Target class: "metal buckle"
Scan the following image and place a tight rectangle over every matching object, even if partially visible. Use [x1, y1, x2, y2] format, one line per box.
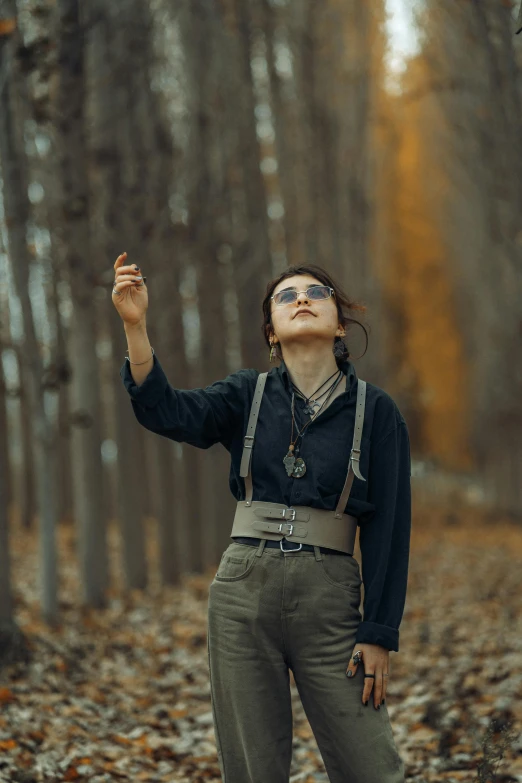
[350, 448, 361, 461]
[278, 515, 302, 552]
[280, 508, 296, 522]
[280, 537, 303, 553]
[243, 435, 254, 448]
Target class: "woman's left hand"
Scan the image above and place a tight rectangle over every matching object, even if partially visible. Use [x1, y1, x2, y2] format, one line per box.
[345, 643, 389, 708]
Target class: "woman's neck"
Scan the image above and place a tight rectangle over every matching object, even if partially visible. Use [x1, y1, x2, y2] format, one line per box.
[281, 347, 342, 399]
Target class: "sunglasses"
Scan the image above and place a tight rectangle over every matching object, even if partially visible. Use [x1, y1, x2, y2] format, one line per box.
[271, 284, 335, 306]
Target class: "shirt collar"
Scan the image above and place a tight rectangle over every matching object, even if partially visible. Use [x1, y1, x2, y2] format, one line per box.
[277, 357, 358, 399]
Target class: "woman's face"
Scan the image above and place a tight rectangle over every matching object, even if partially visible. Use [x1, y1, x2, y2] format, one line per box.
[269, 274, 343, 351]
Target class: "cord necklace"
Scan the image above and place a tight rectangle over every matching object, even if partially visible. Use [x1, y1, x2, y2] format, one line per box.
[283, 370, 344, 478]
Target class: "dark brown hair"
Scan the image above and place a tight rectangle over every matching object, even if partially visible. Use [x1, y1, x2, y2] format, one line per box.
[261, 264, 369, 366]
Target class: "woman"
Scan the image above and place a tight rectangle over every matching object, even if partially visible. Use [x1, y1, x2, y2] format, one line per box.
[112, 251, 411, 783]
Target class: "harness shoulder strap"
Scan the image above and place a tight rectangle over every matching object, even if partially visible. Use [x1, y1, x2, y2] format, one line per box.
[240, 371, 268, 506]
[334, 378, 367, 518]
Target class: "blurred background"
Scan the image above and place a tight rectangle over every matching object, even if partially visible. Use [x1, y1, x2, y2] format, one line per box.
[1, 1, 522, 781]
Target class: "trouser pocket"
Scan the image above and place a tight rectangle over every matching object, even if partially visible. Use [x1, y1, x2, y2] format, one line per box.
[319, 551, 363, 591]
[214, 542, 259, 582]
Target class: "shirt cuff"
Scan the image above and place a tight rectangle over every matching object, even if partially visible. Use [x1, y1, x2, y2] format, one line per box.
[354, 621, 399, 652]
[120, 353, 168, 408]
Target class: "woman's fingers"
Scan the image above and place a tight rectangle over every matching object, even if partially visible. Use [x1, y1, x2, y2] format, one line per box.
[113, 278, 146, 291]
[362, 667, 376, 706]
[346, 647, 373, 706]
[114, 252, 143, 280]
[116, 274, 143, 283]
[345, 647, 360, 679]
[114, 251, 127, 270]
[113, 252, 146, 295]
[111, 253, 149, 325]
[113, 280, 139, 296]
[346, 645, 389, 709]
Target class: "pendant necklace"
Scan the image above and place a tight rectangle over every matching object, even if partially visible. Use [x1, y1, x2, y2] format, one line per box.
[283, 370, 344, 478]
[292, 369, 340, 416]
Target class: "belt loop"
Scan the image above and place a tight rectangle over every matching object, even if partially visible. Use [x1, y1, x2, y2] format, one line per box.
[256, 538, 267, 557]
[313, 545, 323, 562]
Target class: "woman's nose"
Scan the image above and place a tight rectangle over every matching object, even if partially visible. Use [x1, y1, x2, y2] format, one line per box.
[296, 291, 310, 305]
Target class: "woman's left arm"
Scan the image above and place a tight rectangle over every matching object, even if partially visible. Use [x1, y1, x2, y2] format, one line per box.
[355, 420, 412, 653]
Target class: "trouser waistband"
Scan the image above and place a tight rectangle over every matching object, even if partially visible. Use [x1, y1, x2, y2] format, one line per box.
[232, 536, 353, 556]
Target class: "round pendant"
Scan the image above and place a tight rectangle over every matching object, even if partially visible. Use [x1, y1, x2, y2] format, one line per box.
[292, 457, 307, 478]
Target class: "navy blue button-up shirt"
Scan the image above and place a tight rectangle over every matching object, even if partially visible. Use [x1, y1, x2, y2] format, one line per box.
[120, 353, 411, 652]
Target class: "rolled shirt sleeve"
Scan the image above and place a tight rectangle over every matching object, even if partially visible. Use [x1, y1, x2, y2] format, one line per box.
[120, 353, 254, 450]
[354, 421, 412, 652]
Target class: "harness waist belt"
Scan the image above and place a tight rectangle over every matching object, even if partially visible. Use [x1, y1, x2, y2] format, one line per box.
[231, 500, 359, 555]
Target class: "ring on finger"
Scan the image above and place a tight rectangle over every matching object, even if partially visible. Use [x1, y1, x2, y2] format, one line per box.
[112, 275, 146, 294]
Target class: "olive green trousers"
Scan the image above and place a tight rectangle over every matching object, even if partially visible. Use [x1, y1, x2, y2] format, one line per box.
[207, 539, 405, 783]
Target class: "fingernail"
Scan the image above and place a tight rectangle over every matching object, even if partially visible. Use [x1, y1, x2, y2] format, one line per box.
[346, 670, 353, 677]
[134, 265, 140, 270]
[376, 705, 380, 710]
[364, 700, 368, 706]
[382, 699, 385, 705]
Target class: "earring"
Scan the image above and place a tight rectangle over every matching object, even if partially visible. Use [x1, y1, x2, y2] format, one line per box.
[333, 334, 347, 359]
[269, 343, 277, 363]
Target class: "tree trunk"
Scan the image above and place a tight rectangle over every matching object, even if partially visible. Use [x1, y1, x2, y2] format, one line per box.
[87, 1, 149, 590]
[0, 0, 59, 625]
[56, 0, 109, 606]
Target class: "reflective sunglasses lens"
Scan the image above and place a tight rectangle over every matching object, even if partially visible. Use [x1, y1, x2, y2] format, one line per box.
[274, 290, 297, 305]
[308, 285, 331, 300]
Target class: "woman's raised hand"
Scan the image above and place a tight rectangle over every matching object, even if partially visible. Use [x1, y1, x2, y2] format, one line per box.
[112, 252, 148, 325]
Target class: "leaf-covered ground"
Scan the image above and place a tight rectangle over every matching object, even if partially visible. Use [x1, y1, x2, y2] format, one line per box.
[1, 506, 522, 782]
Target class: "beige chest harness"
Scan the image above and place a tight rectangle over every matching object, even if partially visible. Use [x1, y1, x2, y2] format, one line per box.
[230, 371, 367, 555]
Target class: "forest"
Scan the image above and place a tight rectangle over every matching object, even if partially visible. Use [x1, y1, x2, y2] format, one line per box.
[1, 1, 522, 781]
